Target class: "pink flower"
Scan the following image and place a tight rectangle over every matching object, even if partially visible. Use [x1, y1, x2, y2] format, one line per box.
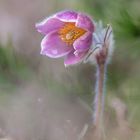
[36, 10, 94, 66]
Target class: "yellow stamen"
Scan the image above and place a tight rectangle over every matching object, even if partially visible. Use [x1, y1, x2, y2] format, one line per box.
[59, 22, 86, 46]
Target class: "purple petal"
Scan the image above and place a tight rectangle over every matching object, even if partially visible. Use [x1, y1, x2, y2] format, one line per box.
[73, 32, 92, 52]
[64, 50, 88, 66]
[76, 13, 94, 32]
[36, 17, 65, 35]
[41, 31, 73, 58]
[56, 10, 78, 22]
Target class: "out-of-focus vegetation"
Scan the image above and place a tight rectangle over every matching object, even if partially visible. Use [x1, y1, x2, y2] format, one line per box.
[0, 0, 140, 140]
[0, 41, 32, 90]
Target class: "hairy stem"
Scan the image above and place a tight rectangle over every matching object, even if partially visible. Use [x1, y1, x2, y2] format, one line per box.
[93, 63, 106, 138]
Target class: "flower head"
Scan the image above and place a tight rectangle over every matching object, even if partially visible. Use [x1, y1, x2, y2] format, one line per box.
[36, 10, 94, 66]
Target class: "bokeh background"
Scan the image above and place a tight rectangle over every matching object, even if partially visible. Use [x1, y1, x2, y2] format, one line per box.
[0, 0, 140, 140]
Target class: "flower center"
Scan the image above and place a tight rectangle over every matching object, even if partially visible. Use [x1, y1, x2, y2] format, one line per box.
[59, 22, 86, 45]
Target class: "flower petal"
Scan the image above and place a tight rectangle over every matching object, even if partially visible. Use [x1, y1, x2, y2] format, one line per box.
[73, 32, 92, 52]
[36, 17, 65, 35]
[41, 31, 73, 58]
[56, 10, 78, 22]
[64, 50, 87, 66]
[76, 13, 94, 32]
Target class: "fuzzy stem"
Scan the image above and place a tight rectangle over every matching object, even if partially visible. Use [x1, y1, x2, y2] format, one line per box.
[93, 63, 106, 138]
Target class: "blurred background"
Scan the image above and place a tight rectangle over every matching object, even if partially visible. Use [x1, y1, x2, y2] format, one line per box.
[0, 0, 140, 140]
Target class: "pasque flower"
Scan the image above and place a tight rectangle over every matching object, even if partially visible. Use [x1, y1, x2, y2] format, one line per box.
[36, 11, 115, 139]
[36, 10, 94, 66]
